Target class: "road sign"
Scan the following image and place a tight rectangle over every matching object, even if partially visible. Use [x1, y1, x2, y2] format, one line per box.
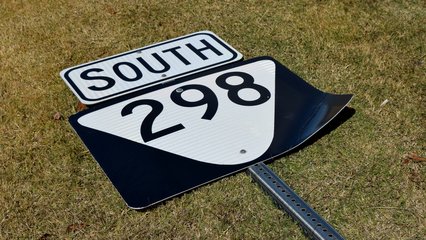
[69, 56, 352, 209]
[60, 31, 243, 105]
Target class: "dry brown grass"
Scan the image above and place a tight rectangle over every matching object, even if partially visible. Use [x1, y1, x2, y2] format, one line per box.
[0, 0, 424, 239]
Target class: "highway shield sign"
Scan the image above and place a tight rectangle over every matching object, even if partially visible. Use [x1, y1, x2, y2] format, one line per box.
[69, 56, 352, 209]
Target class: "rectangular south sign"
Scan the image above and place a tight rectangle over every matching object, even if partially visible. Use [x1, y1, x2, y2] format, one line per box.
[60, 31, 243, 105]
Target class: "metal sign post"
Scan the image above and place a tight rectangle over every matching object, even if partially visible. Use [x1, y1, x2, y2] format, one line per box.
[248, 163, 345, 240]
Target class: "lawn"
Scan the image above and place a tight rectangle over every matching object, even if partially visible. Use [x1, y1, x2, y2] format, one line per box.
[0, 0, 424, 239]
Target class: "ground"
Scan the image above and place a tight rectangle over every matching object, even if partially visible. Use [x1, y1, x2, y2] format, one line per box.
[0, 0, 424, 239]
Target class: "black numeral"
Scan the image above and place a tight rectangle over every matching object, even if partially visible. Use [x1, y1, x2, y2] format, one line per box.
[121, 99, 184, 142]
[216, 71, 270, 106]
[170, 84, 218, 120]
[121, 71, 270, 142]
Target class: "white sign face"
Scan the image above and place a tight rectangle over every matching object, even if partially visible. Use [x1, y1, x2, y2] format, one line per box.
[60, 31, 243, 105]
[76, 60, 276, 165]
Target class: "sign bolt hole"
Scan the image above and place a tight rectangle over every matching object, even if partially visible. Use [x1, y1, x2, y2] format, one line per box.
[161, 74, 167, 77]
[240, 149, 247, 154]
[176, 88, 183, 93]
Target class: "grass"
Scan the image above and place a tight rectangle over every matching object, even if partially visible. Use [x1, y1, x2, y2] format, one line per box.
[0, 0, 424, 239]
